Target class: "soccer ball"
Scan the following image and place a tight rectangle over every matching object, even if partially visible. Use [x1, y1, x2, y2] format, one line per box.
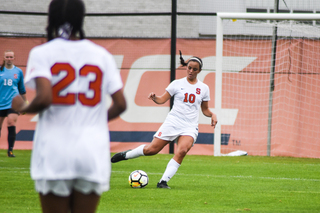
[128, 170, 149, 188]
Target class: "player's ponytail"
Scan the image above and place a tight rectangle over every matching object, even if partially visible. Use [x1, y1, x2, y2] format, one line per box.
[179, 50, 203, 69]
[46, 25, 54, 41]
[0, 61, 4, 71]
[1, 50, 6, 71]
[79, 29, 85, 40]
[179, 50, 188, 67]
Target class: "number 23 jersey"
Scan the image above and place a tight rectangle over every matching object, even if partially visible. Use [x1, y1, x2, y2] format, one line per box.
[24, 38, 123, 184]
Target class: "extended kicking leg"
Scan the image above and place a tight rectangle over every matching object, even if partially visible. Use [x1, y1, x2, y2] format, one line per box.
[111, 138, 169, 163]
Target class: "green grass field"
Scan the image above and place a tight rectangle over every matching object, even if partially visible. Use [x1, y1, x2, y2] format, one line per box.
[1, 150, 320, 213]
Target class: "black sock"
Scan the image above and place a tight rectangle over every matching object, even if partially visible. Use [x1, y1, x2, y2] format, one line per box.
[8, 126, 16, 152]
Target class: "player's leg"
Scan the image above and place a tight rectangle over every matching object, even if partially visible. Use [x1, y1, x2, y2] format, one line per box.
[111, 137, 169, 163]
[71, 178, 105, 212]
[39, 193, 71, 213]
[0, 117, 5, 138]
[172, 135, 194, 164]
[0, 109, 8, 138]
[6, 111, 18, 157]
[143, 137, 170, 155]
[36, 179, 75, 212]
[70, 190, 100, 213]
[157, 135, 194, 189]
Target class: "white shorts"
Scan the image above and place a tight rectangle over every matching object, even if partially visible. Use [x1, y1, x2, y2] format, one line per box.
[154, 122, 198, 144]
[35, 179, 109, 197]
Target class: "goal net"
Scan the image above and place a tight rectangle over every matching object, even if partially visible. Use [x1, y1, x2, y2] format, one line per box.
[215, 13, 320, 158]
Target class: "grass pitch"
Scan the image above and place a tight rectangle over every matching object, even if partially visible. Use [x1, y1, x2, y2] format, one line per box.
[0, 150, 320, 212]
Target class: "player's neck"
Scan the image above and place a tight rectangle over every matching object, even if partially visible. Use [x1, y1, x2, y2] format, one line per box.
[5, 64, 14, 69]
[69, 33, 80, 41]
[186, 77, 198, 84]
[69, 36, 79, 41]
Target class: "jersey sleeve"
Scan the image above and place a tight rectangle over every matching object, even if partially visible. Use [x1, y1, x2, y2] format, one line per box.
[165, 80, 178, 96]
[202, 84, 210, 102]
[103, 53, 123, 95]
[24, 47, 52, 89]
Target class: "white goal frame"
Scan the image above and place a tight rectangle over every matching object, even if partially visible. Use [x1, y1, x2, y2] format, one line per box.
[214, 12, 320, 156]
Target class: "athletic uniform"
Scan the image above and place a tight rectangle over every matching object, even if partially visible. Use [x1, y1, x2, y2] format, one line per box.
[0, 66, 26, 113]
[111, 71, 211, 189]
[25, 38, 123, 195]
[155, 77, 210, 143]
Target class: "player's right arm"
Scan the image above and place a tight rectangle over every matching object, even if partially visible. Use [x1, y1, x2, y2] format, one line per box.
[148, 91, 171, 104]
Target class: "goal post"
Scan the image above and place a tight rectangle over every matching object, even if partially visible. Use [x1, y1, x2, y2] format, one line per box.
[214, 12, 320, 158]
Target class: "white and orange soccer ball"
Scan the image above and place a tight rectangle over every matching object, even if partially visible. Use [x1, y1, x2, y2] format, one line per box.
[128, 170, 149, 188]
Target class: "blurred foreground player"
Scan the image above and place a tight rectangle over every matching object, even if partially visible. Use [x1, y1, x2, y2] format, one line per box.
[12, 0, 126, 212]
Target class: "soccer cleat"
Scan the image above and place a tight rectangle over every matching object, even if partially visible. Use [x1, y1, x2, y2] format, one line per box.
[157, 180, 171, 189]
[111, 150, 130, 163]
[7, 151, 15, 157]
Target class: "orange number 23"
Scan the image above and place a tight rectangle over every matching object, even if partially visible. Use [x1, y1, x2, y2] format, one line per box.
[51, 63, 102, 107]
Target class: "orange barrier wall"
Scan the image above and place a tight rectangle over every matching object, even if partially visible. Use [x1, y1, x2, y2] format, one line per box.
[0, 37, 319, 158]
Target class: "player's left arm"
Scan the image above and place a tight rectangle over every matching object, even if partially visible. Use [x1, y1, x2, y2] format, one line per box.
[201, 101, 218, 128]
[18, 70, 27, 96]
[17, 70, 27, 102]
[108, 88, 127, 121]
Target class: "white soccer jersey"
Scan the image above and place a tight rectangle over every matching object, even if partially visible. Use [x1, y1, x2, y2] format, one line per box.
[25, 38, 123, 187]
[155, 77, 210, 142]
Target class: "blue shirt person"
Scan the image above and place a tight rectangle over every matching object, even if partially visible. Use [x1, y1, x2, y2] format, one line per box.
[0, 66, 26, 110]
[0, 50, 27, 157]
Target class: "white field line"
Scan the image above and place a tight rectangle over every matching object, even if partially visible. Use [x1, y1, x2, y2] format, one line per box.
[112, 171, 320, 182]
[0, 167, 28, 170]
[1, 167, 319, 182]
[262, 162, 320, 166]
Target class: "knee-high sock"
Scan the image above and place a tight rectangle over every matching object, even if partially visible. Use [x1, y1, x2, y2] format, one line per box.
[160, 158, 181, 182]
[125, 144, 146, 159]
[8, 126, 16, 152]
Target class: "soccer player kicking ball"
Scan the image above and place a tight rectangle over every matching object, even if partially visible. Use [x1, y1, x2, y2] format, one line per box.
[111, 51, 217, 189]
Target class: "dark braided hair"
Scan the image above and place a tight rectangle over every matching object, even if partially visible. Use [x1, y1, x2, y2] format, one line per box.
[46, 0, 85, 41]
[0, 60, 4, 71]
[179, 50, 203, 70]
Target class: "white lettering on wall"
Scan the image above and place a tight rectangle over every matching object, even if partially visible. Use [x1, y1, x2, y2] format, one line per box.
[32, 54, 256, 126]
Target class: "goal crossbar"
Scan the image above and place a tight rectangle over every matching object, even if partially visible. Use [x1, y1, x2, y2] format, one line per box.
[217, 12, 320, 20]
